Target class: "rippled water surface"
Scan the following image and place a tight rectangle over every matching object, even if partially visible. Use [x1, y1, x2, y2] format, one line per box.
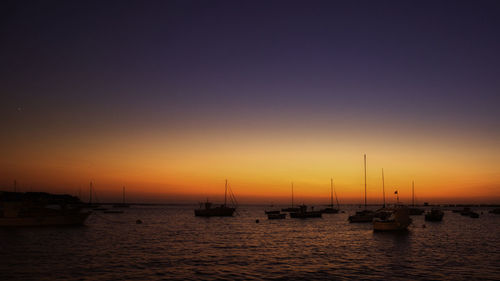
[1, 205, 499, 280]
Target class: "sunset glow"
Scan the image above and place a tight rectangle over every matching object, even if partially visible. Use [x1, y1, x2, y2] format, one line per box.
[1, 1, 499, 204]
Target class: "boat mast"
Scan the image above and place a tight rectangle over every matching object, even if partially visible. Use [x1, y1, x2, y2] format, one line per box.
[364, 154, 367, 209]
[89, 181, 93, 205]
[330, 178, 334, 208]
[224, 179, 228, 207]
[412, 180, 415, 207]
[382, 168, 386, 208]
[333, 179, 340, 208]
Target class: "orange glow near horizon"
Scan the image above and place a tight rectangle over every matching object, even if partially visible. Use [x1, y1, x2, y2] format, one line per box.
[1, 122, 499, 204]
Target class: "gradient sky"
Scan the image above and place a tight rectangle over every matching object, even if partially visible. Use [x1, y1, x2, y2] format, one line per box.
[1, 0, 499, 204]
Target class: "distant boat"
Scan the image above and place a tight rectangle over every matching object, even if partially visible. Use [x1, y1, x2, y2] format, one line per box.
[290, 205, 322, 218]
[425, 209, 444, 221]
[373, 205, 412, 231]
[87, 181, 107, 210]
[264, 203, 280, 214]
[0, 191, 91, 226]
[103, 210, 123, 214]
[489, 208, 500, 214]
[194, 179, 236, 217]
[113, 186, 130, 208]
[469, 211, 479, 218]
[267, 213, 286, 219]
[281, 182, 300, 212]
[349, 154, 374, 223]
[321, 178, 339, 214]
[408, 180, 424, 215]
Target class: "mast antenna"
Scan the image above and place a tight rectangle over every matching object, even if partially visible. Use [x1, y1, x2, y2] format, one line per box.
[412, 180, 415, 207]
[382, 168, 386, 208]
[224, 179, 228, 207]
[330, 178, 334, 208]
[364, 154, 367, 208]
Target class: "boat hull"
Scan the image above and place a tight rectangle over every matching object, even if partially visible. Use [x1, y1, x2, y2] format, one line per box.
[268, 213, 286, 219]
[409, 208, 424, 215]
[281, 207, 300, 212]
[348, 210, 375, 223]
[373, 220, 411, 231]
[425, 210, 444, 221]
[194, 207, 235, 217]
[0, 212, 91, 227]
[290, 211, 322, 218]
[321, 208, 339, 214]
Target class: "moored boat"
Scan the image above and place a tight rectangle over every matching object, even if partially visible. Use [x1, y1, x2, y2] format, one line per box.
[194, 180, 237, 217]
[281, 182, 299, 212]
[489, 208, 500, 214]
[0, 191, 91, 226]
[425, 209, 444, 221]
[113, 186, 130, 208]
[268, 213, 286, 219]
[290, 205, 322, 218]
[373, 205, 412, 231]
[469, 211, 479, 218]
[321, 178, 340, 214]
[348, 154, 373, 223]
[349, 209, 375, 222]
[408, 181, 424, 215]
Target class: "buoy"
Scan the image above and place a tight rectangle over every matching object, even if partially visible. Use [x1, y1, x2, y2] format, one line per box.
[136, 219, 143, 224]
[255, 219, 260, 223]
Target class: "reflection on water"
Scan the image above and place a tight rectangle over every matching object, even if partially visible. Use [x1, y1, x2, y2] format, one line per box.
[0, 205, 499, 280]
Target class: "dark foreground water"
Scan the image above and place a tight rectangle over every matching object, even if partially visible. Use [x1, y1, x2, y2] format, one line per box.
[0, 205, 499, 280]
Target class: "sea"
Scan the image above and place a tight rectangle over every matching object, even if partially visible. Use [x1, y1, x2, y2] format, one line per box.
[0, 205, 499, 280]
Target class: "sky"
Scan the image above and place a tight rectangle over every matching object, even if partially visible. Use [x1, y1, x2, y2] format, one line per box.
[1, 0, 499, 204]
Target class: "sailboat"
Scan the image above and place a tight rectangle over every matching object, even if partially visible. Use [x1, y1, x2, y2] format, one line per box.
[281, 182, 300, 212]
[348, 154, 375, 223]
[408, 181, 424, 215]
[0, 191, 91, 226]
[321, 178, 339, 213]
[373, 205, 412, 231]
[194, 179, 236, 217]
[113, 186, 130, 208]
[88, 181, 107, 211]
[374, 168, 392, 219]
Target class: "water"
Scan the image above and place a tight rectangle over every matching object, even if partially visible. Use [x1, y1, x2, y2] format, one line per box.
[1, 205, 499, 280]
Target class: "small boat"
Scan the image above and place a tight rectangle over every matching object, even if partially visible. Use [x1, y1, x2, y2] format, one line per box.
[0, 191, 91, 226]
[349, 209, 375, 222]
[264, 203, 280, 214]
[409, 207, 424, 215]
[113, 186, 130, 208]
[268, 213, 286, 219]
[194, 180, 236, 217]
[425, 209, 444, 221]
[321, 178, 340, 214]
[349, 154, 373, 223]
[373, 205, 412, 231]
[460, 207, 472, 216]
[281, 207, 300, 212]
[281, 182, 300, 212]
[290, 205, 322, 218]
[408, 181, 424, 215]
[103, 210, 123, 214]
[489, 208, 500, 214]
